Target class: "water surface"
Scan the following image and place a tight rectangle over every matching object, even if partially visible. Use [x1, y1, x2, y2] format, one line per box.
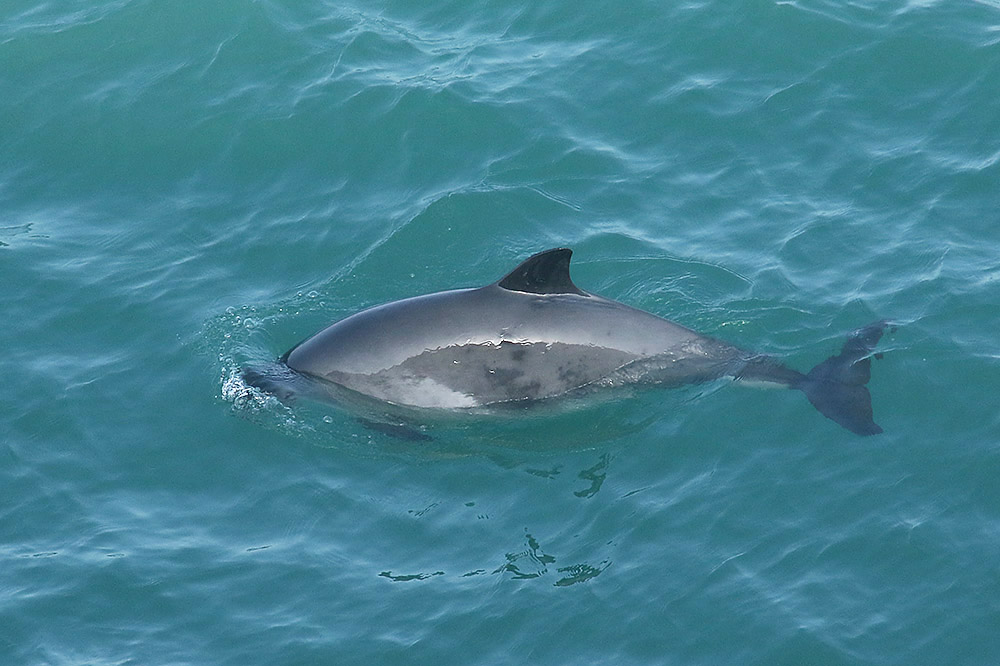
[3, 0, 1000, 663]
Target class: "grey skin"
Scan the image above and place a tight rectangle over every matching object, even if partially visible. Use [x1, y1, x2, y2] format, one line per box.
[250, 248, 888, 435]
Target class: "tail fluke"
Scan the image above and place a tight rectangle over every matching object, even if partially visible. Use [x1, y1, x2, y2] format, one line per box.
[797, 321, 889, 436]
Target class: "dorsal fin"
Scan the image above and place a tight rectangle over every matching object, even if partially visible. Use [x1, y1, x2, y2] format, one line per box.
[495, 248, 586, 295]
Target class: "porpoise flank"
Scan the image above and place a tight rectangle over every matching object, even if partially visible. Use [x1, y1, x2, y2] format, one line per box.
[247, 248, 888, 435]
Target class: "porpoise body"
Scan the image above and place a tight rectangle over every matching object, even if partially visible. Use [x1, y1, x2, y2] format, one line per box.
[250, 248, 888, 435]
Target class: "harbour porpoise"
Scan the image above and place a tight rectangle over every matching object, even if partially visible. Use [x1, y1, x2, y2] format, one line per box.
[245, 248, 888, 435]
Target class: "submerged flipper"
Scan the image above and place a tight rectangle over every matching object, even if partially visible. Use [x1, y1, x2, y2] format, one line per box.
[357, 417, 433, 442]
[796, 321, 889, 436]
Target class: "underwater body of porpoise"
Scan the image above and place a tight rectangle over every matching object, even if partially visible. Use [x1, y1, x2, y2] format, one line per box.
[245, 248, 889, 435]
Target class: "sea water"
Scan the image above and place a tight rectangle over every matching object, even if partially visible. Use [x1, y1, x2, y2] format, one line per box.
[3, 0, 1000, 663]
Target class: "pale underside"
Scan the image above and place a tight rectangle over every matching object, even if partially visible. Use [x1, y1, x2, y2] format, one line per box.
[316, 339, 744, 409]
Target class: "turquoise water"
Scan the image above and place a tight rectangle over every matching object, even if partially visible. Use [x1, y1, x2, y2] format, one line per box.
[3, 0, 1000, 663]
